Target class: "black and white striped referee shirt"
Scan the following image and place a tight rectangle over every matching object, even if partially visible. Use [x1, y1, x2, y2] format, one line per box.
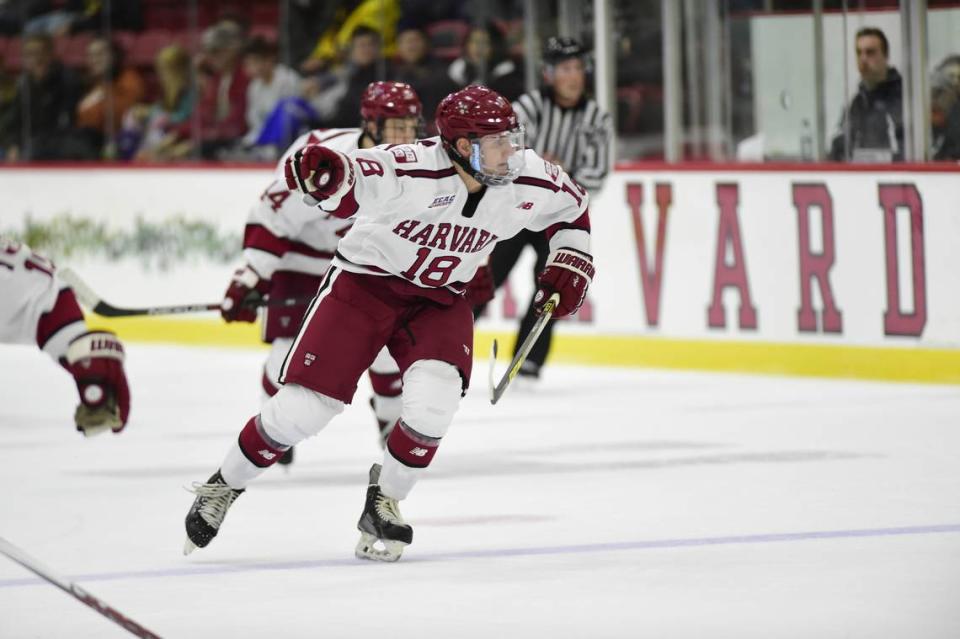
[513, 87, 613, 192]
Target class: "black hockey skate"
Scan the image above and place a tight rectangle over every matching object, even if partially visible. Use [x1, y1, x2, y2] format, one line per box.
[355, 463, 412, 562]
[183, 470, 244, 555]
[278, 446, 295, 465]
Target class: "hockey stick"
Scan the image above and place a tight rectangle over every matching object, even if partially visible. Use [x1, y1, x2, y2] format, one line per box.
[59, 267, 312, 318]
[0, 535, 162, 638]
[488, 292, 559, 405]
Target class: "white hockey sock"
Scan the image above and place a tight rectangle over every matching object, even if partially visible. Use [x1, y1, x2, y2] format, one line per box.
[220, 441, 268, 489]
[378, 452, 425, 501]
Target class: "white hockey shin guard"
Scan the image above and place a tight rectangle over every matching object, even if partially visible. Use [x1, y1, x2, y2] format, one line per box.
[379, 360, 462, 500]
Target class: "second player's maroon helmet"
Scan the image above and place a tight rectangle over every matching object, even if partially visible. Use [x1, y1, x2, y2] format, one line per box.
[360, 81, 423, 121]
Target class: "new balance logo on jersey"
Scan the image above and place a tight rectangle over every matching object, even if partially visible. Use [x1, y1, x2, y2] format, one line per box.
[409, 447, 428, 457]
[258, 449, 277, 460]
[304, 353, 316, 367]
[428, 194, 456, 208]
[516, 201, 534, 210]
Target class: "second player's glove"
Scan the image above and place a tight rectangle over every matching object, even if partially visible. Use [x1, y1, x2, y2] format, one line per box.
[534, 248, 595, 318]
[63, 331, 131, 435]
[221, 265, 271, 323]
[284, 144, 355, 202]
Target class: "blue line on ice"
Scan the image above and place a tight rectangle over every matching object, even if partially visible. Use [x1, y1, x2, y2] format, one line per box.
[2, 523, 958, 589]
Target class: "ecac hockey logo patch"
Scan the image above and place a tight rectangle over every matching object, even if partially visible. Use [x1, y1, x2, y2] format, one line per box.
[304, 353, 316, 367]
[429, 194, 456, 208]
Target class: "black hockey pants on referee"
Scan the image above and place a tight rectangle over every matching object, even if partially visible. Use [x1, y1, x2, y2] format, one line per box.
[474, 229, 554, 376]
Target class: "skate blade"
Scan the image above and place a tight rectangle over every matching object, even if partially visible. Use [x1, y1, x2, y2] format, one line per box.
[183, 538, 198, 556]
[355, 532, 406, 562]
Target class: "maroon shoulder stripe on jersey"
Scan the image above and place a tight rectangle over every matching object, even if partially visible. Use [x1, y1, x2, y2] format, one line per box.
[514, 176, 559, 192]
[395, 167, 457, 179]
[244, 224, 291, 257]
[36, 287, 84, 349]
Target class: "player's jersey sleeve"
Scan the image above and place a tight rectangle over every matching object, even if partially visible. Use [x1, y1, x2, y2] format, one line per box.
[0, 238, 87, 359]
[244, 128, 361, 279]
[516, 150, 592, 254]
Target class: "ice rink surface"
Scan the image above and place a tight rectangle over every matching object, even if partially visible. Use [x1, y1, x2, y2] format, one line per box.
[1, 343, 958, 638]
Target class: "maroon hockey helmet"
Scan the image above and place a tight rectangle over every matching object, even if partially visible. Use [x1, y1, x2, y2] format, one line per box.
[360, 81, 423, 121]
[436, 86, 525, 186]
[435, 85, 519, 144]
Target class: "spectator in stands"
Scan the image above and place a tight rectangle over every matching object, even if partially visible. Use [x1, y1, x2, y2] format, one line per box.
[829, 27, 903, 162]
[74, 36, 145, 159]
[305, 25, 383, 128]
[446, 23, 522, 101]
[0, 33, 83, 161]
[931, 54, 960, 162]
[388, 25, 456, 127]
[121, 44, 195, 161]
[301, 0, 399, 74]
[174, 20, 249, 160]
[242, 37, 301, 152]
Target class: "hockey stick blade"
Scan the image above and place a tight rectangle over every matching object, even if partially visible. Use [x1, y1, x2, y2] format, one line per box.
[59, 267, 311, 317]
[489, 293, 559, 405]
[0, 535, 162, 638]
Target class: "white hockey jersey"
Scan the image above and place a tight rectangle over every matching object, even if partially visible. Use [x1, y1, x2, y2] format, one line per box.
[324, 138, 591, 291]
[0, 238, 86, 358]
[243, 128, 364, 280]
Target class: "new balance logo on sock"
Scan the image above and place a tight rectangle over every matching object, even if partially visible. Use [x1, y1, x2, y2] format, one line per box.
[258, 449, 277, 460]
[409, 447, 428, 457]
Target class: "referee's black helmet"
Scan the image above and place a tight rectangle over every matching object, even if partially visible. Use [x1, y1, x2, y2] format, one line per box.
[542, 37, 588, 66]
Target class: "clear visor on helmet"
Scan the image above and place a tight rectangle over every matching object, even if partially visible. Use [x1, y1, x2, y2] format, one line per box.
[469, 126, 525, 186]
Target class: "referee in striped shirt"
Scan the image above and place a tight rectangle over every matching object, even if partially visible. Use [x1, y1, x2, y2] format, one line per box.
[478, 36, 612, 383]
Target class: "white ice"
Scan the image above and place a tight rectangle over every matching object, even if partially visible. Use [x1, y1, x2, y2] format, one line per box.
[1, 343, 958, 638]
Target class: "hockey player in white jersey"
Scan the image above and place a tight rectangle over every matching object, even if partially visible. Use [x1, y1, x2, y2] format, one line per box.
[220, 81, 424, 464]
[0, 238, 131, 434]
[184, 85, 593, 561]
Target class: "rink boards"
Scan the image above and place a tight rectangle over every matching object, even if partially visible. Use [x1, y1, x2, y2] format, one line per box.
[1, 162, 958, 383]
